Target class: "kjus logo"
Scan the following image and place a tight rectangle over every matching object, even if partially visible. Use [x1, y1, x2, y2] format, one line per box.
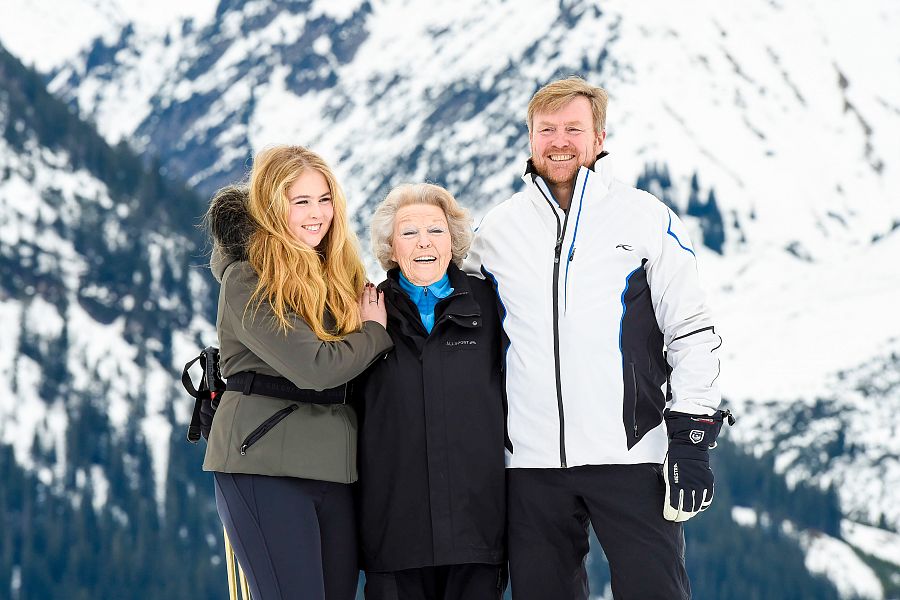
[689, 430, 705, 444]
[616, 244, 633, 251]
[446, 340, 477, 347]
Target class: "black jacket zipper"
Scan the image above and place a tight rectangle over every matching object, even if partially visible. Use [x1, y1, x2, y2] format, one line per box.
[240, 404, 299, 455]
[535, 178, 570, 468]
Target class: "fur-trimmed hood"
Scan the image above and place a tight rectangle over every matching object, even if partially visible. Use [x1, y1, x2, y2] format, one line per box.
[208, 184, 255, 282]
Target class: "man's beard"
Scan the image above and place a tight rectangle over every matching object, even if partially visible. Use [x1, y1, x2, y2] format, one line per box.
[533, 154, 583, 187]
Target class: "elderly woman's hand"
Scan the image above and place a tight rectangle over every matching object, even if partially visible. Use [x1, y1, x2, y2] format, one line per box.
[359, 283, 387, 329]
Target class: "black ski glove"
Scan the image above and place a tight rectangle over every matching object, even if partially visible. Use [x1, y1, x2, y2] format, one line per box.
[662, 408, 734, 522]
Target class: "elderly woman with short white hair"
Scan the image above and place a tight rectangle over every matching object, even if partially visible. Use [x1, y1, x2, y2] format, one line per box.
[354, 183, 507, 599]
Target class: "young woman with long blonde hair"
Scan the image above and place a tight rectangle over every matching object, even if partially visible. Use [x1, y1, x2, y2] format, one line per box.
[203, 145, 391, 600]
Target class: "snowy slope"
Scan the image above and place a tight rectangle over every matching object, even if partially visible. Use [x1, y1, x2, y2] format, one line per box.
[728, 335, 900, 530]
[1, 0, 899, 593]
[733, 507, 900, 600]
[844, 520, 900, 570]
[793, 523, 883, 600]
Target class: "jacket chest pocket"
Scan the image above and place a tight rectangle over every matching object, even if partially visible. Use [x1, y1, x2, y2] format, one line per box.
[429, 311, 485, 387]
[436, 338, 487, 391]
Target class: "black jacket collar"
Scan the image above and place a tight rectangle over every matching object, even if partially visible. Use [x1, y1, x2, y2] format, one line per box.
[381, 264, 482, 339]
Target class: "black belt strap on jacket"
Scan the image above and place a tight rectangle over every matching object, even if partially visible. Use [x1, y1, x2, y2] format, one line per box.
[226, 372, 347, 404]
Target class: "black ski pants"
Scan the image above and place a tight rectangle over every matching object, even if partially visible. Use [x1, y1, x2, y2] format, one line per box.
[214, 472, 358, 600]
[507, 464, 690, 600]
[364, 563, 506, 600]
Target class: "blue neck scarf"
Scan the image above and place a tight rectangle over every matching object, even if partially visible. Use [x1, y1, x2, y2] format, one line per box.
[397, 271, 454, 333]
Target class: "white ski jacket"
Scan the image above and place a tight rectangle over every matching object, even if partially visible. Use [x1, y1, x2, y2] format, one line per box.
[466, 154, 722, 469]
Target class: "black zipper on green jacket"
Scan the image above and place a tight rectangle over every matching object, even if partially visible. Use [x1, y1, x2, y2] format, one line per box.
[240, 404, 299, 455]
[535, 178, 571, 468]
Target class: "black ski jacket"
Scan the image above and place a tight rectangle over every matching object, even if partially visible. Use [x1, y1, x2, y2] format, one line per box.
[354, 264, 506, 572]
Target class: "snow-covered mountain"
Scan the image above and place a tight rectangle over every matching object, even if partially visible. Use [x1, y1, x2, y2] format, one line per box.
[0, 46, 208, 502]
[0, 40, 228, 598]
[2, 0, 899, 597]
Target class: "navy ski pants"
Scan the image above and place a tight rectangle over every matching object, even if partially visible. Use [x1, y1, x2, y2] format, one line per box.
[507, 464, 690, 600]
[214, 472, 358, 600]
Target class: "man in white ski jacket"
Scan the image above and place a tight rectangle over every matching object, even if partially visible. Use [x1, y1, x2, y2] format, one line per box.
[466, 77, 731, 599]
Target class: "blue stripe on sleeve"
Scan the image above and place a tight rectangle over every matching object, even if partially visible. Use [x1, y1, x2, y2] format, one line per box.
[666, 211, 696, 257]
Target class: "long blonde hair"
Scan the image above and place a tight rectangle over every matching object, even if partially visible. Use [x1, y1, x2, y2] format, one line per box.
[245, 145, 365, 340]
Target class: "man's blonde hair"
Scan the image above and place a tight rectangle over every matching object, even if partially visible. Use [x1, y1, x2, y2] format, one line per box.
[527, 76, 609, 135]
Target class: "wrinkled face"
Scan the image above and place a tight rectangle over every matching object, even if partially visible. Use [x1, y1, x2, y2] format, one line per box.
[530, 96, 605, 193]
[286, 169, 334, 248]
[391, 204, 452, 286]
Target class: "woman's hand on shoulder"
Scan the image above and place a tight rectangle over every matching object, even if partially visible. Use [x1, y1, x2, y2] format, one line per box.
[359, 283, 387, 329]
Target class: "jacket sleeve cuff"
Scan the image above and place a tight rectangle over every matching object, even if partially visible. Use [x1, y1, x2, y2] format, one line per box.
[668, 399, 718, 417]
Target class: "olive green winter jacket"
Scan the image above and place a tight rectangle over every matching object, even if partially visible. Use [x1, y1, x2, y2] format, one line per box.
[202, 255, 393, 483]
